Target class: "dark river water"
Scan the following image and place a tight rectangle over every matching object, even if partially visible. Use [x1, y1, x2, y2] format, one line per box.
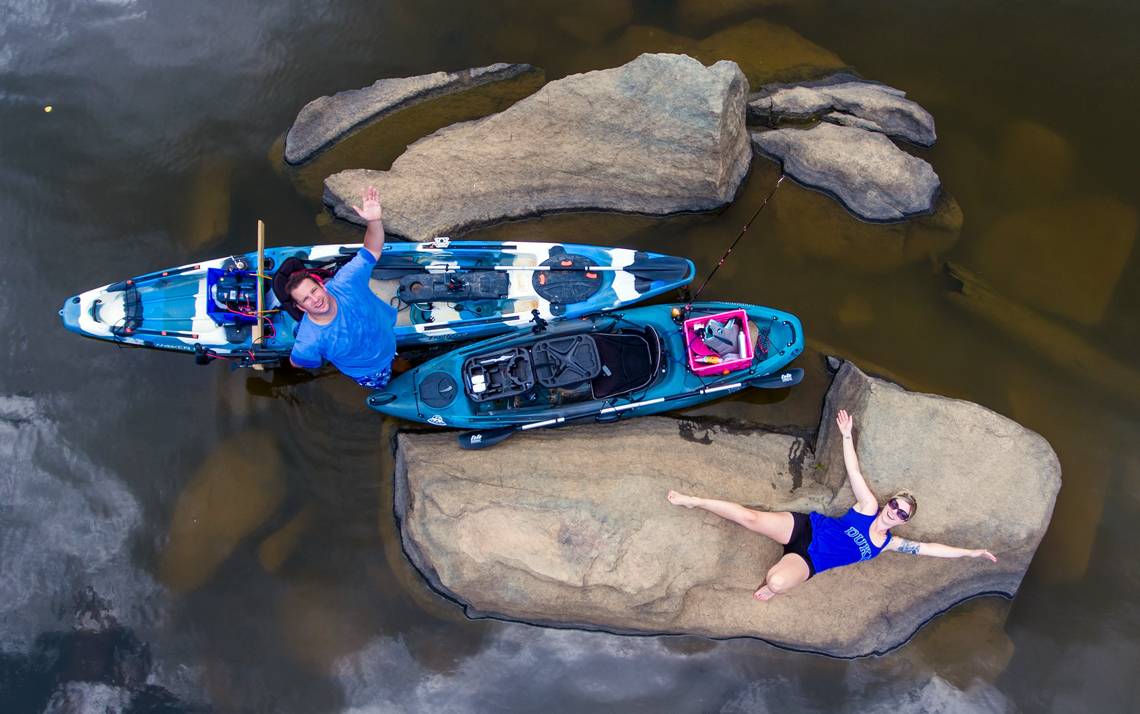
[2, 1, 1138, 711]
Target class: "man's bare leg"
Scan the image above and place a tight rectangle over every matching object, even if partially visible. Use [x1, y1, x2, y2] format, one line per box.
[667, 490, 795, 544]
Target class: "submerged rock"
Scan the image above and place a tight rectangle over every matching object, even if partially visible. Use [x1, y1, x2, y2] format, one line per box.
[752, 123, 940, 221]
[325, 53, 751, 239]
[395, 362, 1059, 657]
[969, 195, 1136, 325]
[748, 74, 937, 146]
[582, 20, 849, 88]
[284, 63, 537, 164]
[946, 261, 1140, 404]
[766, 180, 962, 273]
[158, 430, 285, 591]
[675, 0, 797, 31]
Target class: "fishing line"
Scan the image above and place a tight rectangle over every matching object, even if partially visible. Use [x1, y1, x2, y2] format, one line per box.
[685, 173, 784, 308]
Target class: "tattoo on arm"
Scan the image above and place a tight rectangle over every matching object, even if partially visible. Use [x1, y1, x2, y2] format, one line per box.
[896, 539, 921, 555]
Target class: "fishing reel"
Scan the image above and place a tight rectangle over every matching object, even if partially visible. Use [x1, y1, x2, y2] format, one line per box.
[670, 305, 692, 324]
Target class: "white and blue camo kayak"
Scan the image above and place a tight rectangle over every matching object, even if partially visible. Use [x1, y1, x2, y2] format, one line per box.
[59, 239, 695, 368]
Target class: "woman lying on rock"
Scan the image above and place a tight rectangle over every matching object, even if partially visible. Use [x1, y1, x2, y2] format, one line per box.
[666, 409, 997, 601]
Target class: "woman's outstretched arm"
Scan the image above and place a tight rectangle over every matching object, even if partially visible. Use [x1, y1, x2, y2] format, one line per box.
[884, 538, 997, 561]
[835, 409, 878, 514]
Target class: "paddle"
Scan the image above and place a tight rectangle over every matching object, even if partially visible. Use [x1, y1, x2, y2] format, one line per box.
[373, 262, 687, 281]
[456, 367, 804, 449]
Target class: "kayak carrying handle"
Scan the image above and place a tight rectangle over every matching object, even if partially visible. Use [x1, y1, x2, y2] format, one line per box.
[368, 391, 398, 406]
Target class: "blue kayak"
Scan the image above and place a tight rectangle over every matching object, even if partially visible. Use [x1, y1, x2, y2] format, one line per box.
[366, 301, 804, 445]
[59, 239, 694, 367]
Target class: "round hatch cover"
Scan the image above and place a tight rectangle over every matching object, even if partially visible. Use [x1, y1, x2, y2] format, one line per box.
[421, 371, 459, 408]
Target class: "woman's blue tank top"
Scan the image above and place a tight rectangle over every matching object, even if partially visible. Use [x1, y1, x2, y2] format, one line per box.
[807, 507, 890, 574]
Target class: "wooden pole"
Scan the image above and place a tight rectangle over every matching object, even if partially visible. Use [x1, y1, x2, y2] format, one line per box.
[251, 219, 266, 371]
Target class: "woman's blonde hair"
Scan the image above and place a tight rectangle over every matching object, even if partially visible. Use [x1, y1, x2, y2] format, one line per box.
[887, 490, 918, 519]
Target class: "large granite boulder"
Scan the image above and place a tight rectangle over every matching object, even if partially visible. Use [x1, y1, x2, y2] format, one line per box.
[324, 53, 752, 239]
[752, 123, 940, 221]
[748, 74, 937, 147]
[394, 362, 1060, 657]
[285, 63, 536, 165]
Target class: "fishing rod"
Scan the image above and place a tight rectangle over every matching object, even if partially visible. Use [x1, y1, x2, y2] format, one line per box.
[684, 173, 784, 309]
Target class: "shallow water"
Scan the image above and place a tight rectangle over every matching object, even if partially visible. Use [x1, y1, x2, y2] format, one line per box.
[2, 0, 1138, 711]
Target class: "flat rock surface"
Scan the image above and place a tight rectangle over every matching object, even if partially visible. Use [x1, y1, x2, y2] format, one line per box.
[752, 123, 940, 221]
[325, 53, 751, 239]
[285, 63, 535, 164]
[395, 362, 1060, 657]
[749, 74, 936, 146]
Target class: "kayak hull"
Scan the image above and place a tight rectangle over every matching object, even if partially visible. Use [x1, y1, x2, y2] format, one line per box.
[366, 302, 804, 430]
[59, 241, 694, 367]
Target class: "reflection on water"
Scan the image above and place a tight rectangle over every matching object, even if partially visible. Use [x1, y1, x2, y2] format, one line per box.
[3, 0, 1140, 711]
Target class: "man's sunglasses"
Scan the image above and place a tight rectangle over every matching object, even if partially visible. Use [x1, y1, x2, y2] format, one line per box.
[888, 498, 911, 521]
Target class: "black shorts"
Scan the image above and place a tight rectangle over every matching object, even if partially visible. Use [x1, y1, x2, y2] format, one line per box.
[782, 512, 817, 578]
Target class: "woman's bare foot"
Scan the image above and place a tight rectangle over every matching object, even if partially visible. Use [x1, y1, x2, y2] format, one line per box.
[753, 584, 777, 601]
[666, 490, 698, 508]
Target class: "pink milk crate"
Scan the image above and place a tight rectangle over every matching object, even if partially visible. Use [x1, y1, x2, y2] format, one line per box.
[683, 308, 754, 376]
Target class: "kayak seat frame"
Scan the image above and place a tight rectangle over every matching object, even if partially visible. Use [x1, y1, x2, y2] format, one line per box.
[532, 335, 601, 388]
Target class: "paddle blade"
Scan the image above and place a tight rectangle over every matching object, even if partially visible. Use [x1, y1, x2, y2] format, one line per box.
[372, 256, 427, 280]
[748, 368, 804, 389]
[626, 256, 694, 283]
[457, 426, 517, 450]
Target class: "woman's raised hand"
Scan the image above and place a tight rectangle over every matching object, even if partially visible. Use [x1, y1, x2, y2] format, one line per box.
[836, 409, 854, 437]
[972, 549, 998, 562]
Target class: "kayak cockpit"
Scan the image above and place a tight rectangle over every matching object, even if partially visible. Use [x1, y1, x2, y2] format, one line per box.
[461, 327, 664, 408]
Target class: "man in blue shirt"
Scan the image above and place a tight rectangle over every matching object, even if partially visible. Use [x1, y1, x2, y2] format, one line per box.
[286, 185, 398, 388]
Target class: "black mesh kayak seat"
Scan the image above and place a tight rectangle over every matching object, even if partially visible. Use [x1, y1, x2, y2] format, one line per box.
[531, 335, 602, 388]
[532, 253, 602, 311]
[591, 327, 661, 400]
[397, 271, 510, 304]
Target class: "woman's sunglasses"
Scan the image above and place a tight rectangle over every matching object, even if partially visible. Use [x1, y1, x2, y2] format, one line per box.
[888, 498, 911, 521]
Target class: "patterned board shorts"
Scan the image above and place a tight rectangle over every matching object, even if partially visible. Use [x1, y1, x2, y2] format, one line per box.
[354, 365, 392, 389]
